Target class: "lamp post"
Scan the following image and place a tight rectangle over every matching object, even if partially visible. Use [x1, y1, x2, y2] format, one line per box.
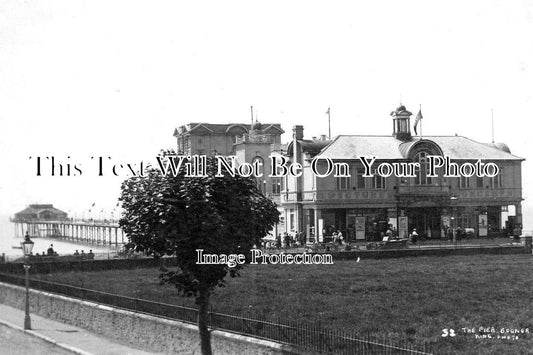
[21, 234, 34, 330]
[450, 195, 458, 245]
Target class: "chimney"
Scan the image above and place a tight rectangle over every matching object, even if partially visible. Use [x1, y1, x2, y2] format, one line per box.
[320, 134, 327, 140]
[293, 125, 304, 140]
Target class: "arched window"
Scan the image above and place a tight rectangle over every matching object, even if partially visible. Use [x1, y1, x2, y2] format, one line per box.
[414, 152, 432, 185]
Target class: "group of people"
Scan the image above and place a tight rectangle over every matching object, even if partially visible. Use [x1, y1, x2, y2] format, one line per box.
[271, 231, 306, 249]
[383, 225, 419, 244]
[331, 231, 344, 245]
[73, 249, 95, 260]
[444, 226, 466, 242]
[408, 226, 467, 244]
[32, 244, 58, 257]
[25, 244, 96, 260]
[29, 244, 59, 257]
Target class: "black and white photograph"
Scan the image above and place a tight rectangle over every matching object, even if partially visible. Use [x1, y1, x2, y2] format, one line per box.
[1, 1, 532, 354]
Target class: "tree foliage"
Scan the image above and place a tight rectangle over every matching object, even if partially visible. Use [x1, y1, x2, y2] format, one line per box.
[119, 152, 279, 297]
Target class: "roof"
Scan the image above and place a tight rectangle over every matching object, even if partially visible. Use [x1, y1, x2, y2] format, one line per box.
[286, 139, 332, 156]
[174, 123, 284, 136]
[14, 204, 68, 221]
[315, 135, 524, 161]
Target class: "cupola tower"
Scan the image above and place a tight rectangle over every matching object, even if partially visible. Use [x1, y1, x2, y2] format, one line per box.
[390, 105, 412, 141]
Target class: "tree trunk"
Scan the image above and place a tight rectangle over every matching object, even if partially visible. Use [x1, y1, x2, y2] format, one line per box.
[197, 285, 212, 355]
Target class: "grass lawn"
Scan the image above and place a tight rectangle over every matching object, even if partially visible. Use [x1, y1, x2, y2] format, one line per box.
[35, 254, 533, 354]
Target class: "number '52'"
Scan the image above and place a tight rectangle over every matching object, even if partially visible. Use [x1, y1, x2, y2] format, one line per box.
[442, 329, 456, 337]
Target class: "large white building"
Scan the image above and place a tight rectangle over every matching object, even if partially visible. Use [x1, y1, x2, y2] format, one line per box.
[174, 105, 524, 242]
[280, 105, 524, 242]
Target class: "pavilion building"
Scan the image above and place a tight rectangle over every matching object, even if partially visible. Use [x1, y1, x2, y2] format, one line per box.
[280, 105, 524, 242]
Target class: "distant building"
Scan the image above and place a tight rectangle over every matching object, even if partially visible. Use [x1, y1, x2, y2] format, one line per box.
[173, 122, 283, 156]
[13, 204, 68, 222]
[281, 105, 524, 242]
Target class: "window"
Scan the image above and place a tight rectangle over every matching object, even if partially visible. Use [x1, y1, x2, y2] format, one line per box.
[271, 178, 281, 194]
[491, 168, 502, 188]
[184, 138, 191, 155]
[373, 169, 385, 189]
[396, 119, 408, 133]
[459, 176, 470, 189]
[476, 176, 484, 188]
[252, 156, 264, 176]
[289, 210, 295, 232]
[177, 137, 183, 154]
[337, 176, 350, 190]
[356, 168, 366, 189]
[414, 152, 432, 185]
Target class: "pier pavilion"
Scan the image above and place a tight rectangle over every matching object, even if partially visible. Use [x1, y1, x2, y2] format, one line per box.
[12, 204, 125, 248]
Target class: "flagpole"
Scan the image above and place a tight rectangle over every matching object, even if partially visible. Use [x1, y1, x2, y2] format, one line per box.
[419, 104, 422, 141]
[326, 108, 331, 139]
[491, 108, 494, 143]
[250, 106, 254, 127]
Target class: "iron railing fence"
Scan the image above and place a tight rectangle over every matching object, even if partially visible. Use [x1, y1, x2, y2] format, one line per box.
[0, 272, 436, 354]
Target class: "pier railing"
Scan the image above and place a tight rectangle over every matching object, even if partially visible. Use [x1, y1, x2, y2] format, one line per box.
[11, 219, 126, 247]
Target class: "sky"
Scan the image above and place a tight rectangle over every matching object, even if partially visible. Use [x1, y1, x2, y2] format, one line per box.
[0, 0, 532, 228]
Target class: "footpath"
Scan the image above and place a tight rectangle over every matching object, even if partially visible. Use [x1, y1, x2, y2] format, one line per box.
[0, 304, 165, 355]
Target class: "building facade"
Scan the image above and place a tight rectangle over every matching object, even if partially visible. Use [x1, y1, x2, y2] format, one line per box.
[280, 105, 524, 242]
[174, 122, 283, 157]
[174, 121, 287, 235]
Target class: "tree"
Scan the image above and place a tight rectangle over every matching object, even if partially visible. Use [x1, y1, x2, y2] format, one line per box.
[119, 154, 279, 355]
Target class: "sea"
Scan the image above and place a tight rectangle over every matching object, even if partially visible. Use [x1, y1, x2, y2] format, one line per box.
[0, 214, 121, 262]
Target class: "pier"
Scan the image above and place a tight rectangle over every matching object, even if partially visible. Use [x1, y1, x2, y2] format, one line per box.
[12, 204, 125, 248]
[12, 219, 126, 248]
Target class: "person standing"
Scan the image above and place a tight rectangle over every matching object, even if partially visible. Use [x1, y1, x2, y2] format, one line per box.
[337, 231, 344, 245]
[275, 234, 282, 249]
[410, 229, 419, 244]
[446, 226, 453, 242]
[283, 232, 290, 248]
[386, 226, 394, 240]
[456, 226, 463, 242]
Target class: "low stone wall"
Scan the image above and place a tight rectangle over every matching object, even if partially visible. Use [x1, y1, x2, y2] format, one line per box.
[0, 257, 178, 275]
[332, 244, 529, 260]
[0, 282, 302, 355]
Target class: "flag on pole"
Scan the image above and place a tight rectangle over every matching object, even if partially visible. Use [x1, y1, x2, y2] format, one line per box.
[326, 108, 330, 115]
[414, 108, 423, 135]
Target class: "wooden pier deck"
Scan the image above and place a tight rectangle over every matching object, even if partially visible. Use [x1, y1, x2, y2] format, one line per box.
[11, 219, 125, 248]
